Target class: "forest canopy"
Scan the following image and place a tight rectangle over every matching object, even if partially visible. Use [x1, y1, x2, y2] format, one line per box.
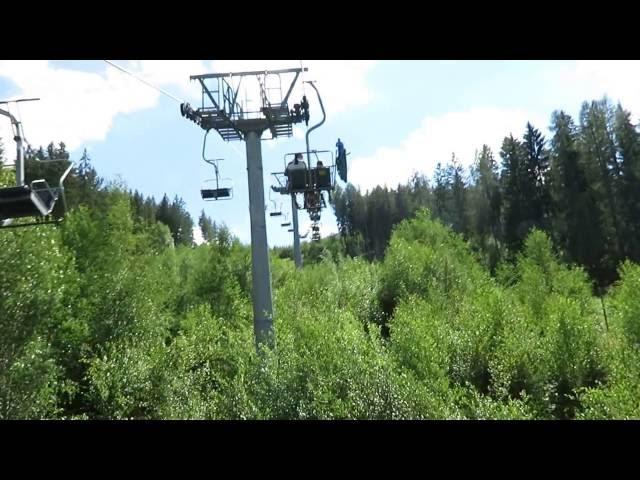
[1, 96, 640, 419]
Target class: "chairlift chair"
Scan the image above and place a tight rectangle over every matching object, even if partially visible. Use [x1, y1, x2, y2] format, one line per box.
[201, 179, 233, 201]
[281, 150, 336, 195]
[0, 101, 74, 228]
[0, 166, 73, 228]
[268, 191, 282, 216]
[280, 211, 291, 227]
[200, 129, 233, 201]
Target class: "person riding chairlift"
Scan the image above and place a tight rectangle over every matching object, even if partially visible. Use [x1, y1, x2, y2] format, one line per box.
[336, 138, 345, 159]
[314, 160, 332, 202]
[305, 190, 321, 210]
[286, 153, 307, 191]
[336, 138, 347, 182]
[287, 153, 307, 173]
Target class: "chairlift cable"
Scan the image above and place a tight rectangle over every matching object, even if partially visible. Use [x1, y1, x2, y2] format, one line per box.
[103, 60, 184, 104]
[300, 60, 307, 97]
[105, 61, 246, 163]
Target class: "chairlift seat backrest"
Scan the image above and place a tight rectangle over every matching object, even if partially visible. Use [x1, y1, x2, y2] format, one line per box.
[288, 169, 308, 192]
[314, 166, 331, 189]
[0, 182, 58, 220]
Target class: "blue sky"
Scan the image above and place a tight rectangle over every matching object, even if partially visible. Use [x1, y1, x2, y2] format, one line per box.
[1, 60, 639, 246]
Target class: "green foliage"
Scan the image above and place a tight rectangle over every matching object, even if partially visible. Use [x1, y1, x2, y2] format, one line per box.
[0, 168, 13, 187]
[577, 344, 640, 419]
[3, 197, 640, 419]
[490, 231, 606, 418]
[608, 262, 640, 347]
[379, 210, 487, 318]
[0, 225, 79, 418]
[5, 95, 640, 419]
[1, 138, 14, 187]
[156, 194, 194, 246]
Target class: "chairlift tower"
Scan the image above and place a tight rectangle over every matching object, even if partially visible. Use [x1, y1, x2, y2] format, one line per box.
[180, 67, 308, 349]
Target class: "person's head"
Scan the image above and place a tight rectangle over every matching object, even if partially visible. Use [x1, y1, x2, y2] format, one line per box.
[295, 153, 303, 163]
[317, 160, 324, 167]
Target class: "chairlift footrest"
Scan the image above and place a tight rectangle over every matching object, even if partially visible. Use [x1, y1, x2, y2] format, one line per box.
[201, 188, 232, 200]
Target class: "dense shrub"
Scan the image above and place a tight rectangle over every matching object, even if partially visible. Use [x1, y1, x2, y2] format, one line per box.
[2, 196, 640, 419]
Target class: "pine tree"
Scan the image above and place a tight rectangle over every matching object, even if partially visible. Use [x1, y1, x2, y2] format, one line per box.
[65, 148, 104, 210]
[198, 209, 217, 244]
[522, 122, 550, 232]
[156, 194, 194, 247]
[156, 194, 172, 238]
[141, 197, 157, 223]
[170, 195, 194, 246]
[433, 161, 450, 225]
[579, 98, 623, 278]
[469, 145, 502, 267]
[549, 110, 607, 282]
[500, 134, 527, 252]
[130, 190, 145, 223]
[613, 104, 640, 261]
[408, 172, 431, 212]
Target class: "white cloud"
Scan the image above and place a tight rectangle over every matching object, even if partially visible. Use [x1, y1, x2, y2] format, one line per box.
[552, 60, 640, 120]
[193, 226, 205, 245]
[0, 61, 143, 152]
[0, 60, 375, 159]
[0, 60, 210, 154]
[209, 60, 377, 119]
[292, 125, 305, 140]
[126, 60, 208, 101]
[297, 60, 377, 116]
[230, 215, 251, 244]
[347, 60, 640, 194]
[350, 107, 548, 193]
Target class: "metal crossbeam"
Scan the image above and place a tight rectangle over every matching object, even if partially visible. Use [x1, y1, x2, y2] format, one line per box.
[190, 67, 307, 81]
[197, 78, 244, 140]
[282, 71, 300, 106]
[198, 78, 221, 110]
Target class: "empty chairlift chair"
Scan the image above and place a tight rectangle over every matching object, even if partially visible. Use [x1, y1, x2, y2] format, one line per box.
[201, 161, 232, 201]
[0, 164, 73, 228]
[269, 196, 282, 217]
[0, 99, 73, 228]
[200, 130, 233, 201]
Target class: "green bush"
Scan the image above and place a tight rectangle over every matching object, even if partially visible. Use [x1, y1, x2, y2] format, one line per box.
[2, 189, 639, 419]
